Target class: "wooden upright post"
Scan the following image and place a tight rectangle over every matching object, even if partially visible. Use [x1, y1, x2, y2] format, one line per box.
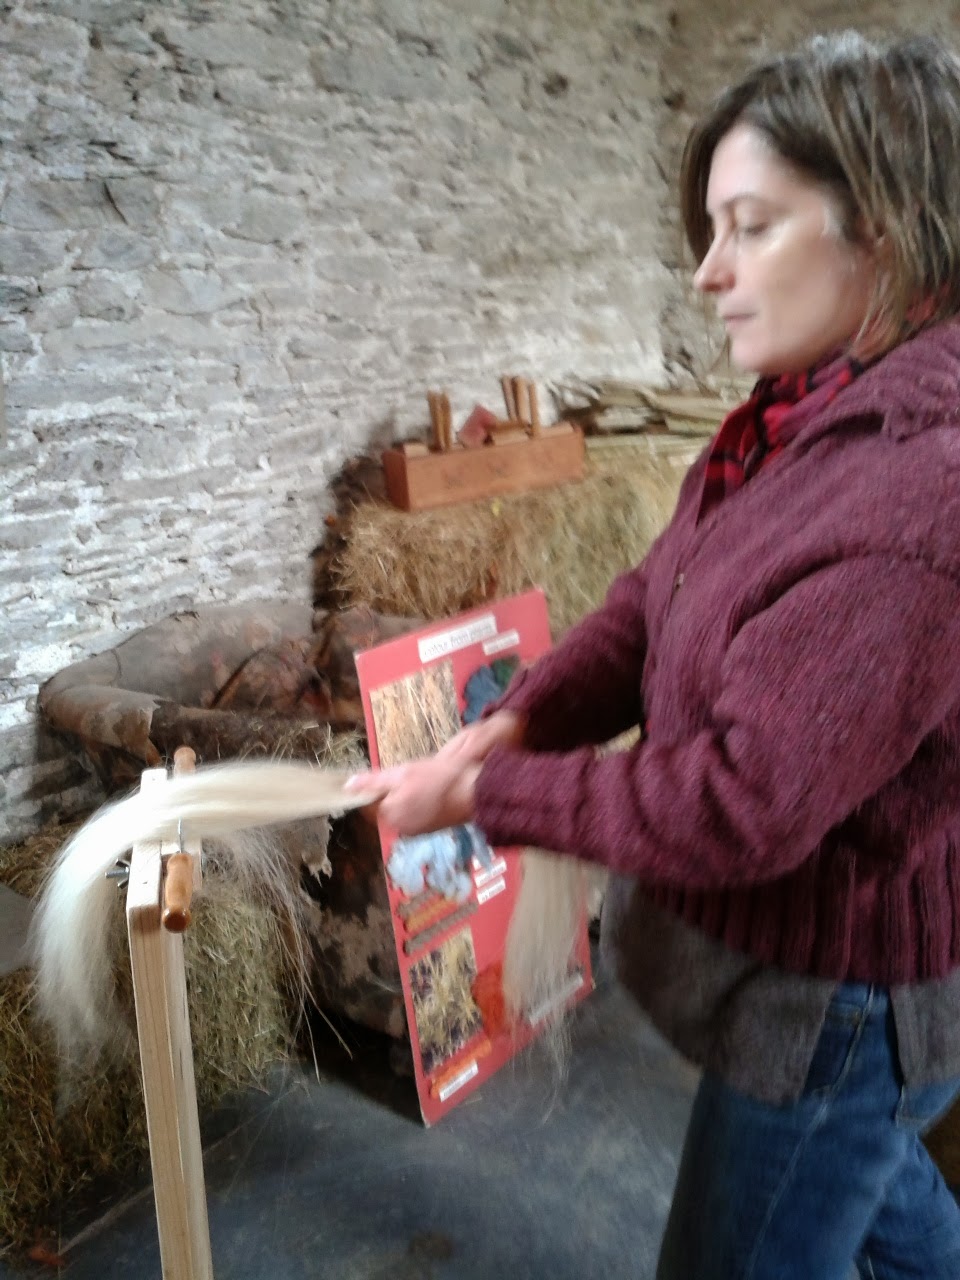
[127, 767, 213, 1280]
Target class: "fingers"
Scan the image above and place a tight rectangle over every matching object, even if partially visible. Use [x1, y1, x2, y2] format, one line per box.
[436, 712, 525, 766]
[344, 766, 407, 798]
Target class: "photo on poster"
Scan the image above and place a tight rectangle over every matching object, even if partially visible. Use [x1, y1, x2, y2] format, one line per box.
[369, 659, 460, 768]
[408, 927, 484, 1076]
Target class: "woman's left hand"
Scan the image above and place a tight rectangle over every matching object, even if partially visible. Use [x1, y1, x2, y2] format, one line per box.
[345, 756, 481, 836]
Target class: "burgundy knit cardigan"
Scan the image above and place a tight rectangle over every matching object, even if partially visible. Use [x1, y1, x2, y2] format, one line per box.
[476, 320, 960, 984]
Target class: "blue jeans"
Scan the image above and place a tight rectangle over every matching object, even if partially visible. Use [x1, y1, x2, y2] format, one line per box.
[657, 984, 960, 1280]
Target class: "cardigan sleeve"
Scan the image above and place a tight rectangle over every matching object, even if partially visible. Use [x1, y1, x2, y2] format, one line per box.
[490, 561, 651, 753]
[475, 554, 960, 887]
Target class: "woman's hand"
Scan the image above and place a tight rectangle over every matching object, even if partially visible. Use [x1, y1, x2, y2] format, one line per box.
[344, 709, 524, 836]
[435, 709, 526, 766]
[347, 756, 481, 836]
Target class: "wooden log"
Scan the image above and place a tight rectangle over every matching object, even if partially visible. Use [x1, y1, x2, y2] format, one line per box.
[150, 705, 360, 763]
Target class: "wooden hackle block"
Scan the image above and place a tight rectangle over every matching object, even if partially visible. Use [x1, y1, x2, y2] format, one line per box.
[382, 425, 585, 511]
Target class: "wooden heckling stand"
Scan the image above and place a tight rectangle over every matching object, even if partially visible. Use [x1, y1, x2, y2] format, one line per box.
[126, 747, 213, 1280]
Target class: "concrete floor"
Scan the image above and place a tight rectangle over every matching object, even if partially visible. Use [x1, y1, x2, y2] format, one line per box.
[0, 952, 699, 1280]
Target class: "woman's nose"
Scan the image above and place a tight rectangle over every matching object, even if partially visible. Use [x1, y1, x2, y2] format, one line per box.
[693, 238, 733, 293]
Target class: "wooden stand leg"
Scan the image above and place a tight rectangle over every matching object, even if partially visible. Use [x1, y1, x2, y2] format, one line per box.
[127, 772, 213, 1280]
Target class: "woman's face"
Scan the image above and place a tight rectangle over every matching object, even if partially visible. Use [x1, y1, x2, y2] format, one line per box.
[694, 123, 880, 376]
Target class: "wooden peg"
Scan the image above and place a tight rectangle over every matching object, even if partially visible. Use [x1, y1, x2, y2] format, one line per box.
[162, 747, 198, 933]
[513, 378, 530, 427]
[529, 383, 542, 436]
[440, 392, 453, 450]
[500, 375, 517, 420]
[510, 376, 525, 426]
[427, 391, 444, 451]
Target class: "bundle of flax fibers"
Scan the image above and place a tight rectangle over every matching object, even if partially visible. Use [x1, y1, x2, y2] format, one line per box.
[0, 730, 366, 1258]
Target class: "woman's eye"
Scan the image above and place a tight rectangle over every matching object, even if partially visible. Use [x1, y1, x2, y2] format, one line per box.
[737, 223, 768, 239]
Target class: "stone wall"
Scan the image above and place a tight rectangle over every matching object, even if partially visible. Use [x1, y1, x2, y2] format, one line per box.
[1, 0, 668, 840]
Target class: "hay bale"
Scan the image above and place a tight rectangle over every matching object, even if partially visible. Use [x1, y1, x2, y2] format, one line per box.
[327, 435, 704, 636]
[0, 820, 290, 1255]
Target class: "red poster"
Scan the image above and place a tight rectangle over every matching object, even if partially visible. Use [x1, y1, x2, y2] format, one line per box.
[355, 590, 593, 1125]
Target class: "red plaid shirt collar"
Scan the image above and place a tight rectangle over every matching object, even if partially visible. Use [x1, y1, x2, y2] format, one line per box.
[699, 352, 868, 521]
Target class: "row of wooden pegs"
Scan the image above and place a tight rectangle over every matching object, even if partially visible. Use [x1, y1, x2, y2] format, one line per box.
[413, 375, 573, 456]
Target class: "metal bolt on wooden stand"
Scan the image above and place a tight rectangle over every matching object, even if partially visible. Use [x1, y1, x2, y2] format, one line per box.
[126, 746, 213, 1279]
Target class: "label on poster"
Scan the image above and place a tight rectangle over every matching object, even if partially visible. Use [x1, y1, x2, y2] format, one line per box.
[474, 857, 507, 887]
[482, 629, 520, 656]
[418, 614, 498, 664]
[476, 877, 506, 905]
[437, 1059, 480, 1102]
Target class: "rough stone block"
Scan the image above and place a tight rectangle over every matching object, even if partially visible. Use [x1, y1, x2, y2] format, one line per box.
[104, 177, 160, 227]
[153, 19, 310, 75]
[142, 267, 244, 315]
[77, 228, 154, 271]
[0, 230, 70, 276]
[227, 194, 305, 245]
[0, 180, 120, 231]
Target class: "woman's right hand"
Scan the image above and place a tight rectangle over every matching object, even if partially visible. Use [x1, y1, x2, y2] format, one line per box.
[435, 708, 526, 766]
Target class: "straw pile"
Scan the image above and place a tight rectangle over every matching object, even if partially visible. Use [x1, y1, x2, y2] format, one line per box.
[323, 436, 705, 636]
[550, 376, 749, 437]
[0, 819, 292, 1256]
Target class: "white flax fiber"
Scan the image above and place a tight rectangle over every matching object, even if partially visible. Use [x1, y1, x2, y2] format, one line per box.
[31, 761, 376, 1064]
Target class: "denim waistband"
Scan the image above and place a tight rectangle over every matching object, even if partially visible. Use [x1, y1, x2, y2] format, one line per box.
[830, 981, 890, 1019]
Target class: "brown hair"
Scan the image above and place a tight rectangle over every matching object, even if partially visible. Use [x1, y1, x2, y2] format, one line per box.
[680, 32, 960, 352]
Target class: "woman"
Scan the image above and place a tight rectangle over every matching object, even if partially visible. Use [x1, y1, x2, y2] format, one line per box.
[349, 32, 960, 1280]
